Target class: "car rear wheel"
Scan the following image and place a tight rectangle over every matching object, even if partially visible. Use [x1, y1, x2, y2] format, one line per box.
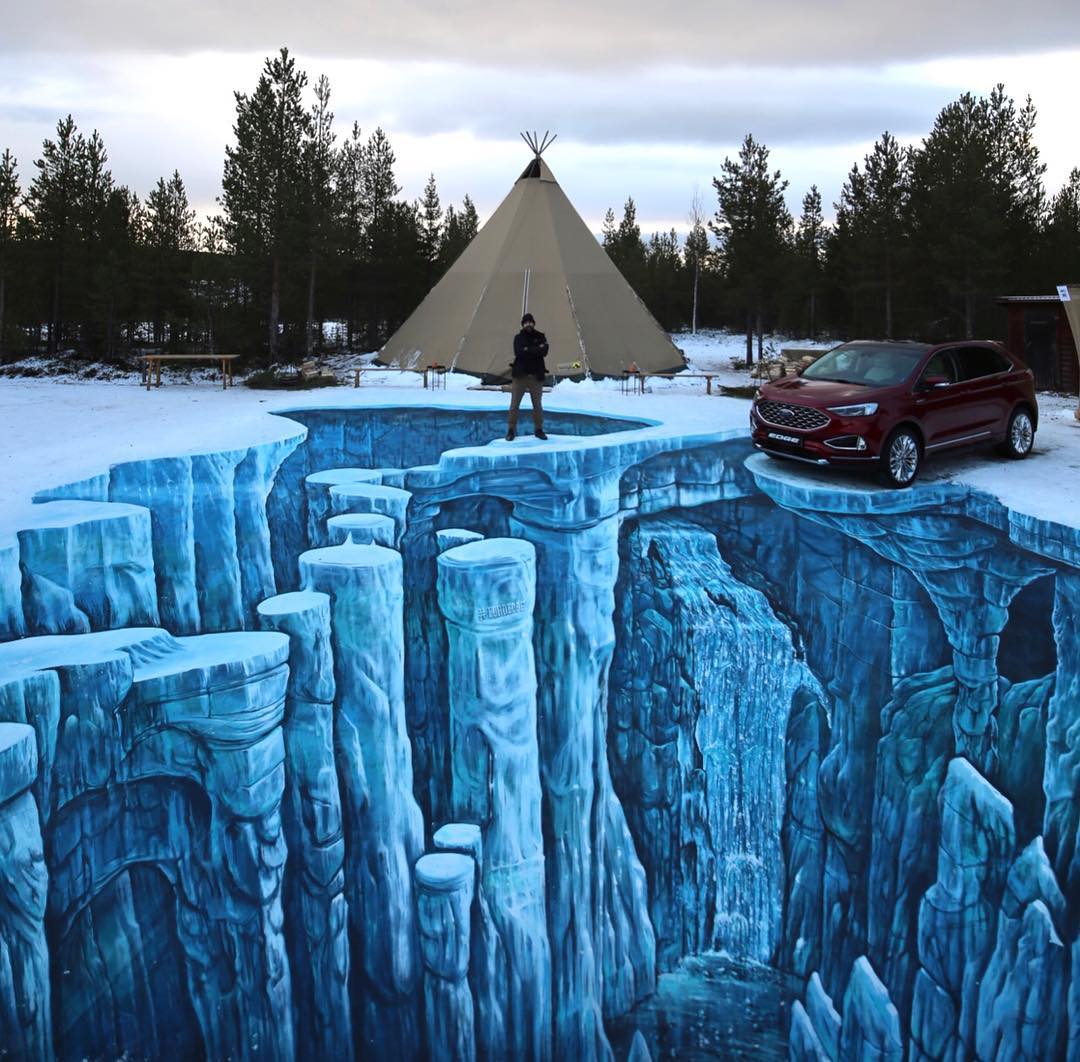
[997, 407, 1035, 459]
[879, 427, 921, 488]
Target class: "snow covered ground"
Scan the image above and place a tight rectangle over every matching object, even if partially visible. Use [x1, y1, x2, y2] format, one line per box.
[2, 329, 1078, 534]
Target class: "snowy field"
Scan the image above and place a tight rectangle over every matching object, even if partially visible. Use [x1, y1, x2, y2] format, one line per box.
[2, 329, 1078, 535]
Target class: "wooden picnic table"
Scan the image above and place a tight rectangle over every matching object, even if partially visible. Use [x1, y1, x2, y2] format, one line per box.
[354, 364, 447, 389]
[143, 353, 240, 391]
[622, 371, 720, 395]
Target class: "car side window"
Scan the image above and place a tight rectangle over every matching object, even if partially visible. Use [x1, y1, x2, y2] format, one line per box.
[920, 350, 957, 385]
[956, 346, 1010, 381]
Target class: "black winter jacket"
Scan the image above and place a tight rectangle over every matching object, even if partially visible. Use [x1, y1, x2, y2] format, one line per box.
[512, 328, 549, 379]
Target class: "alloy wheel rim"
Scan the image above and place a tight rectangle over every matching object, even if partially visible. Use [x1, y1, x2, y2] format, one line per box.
[1011, 413, 1033, 454]
[889, 434, 919, 483]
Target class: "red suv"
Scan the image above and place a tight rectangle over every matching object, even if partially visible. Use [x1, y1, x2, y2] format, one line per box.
[750, 340, 1037, 487]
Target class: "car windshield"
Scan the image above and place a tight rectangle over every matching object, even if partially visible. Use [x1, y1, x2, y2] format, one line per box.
[801, 344, 928, 387]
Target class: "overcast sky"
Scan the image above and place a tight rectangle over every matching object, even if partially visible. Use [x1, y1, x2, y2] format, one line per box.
[2, 1, 1079, 235]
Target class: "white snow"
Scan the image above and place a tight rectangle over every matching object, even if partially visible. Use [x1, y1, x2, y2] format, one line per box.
[2, 329, 1078, 536]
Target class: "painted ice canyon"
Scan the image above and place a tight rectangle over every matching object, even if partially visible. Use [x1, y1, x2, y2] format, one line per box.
[0, 403, 1078, 1061]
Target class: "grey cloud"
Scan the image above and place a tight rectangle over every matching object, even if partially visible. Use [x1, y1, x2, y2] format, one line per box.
[356, 63, 948, 147]
[6, 0, 1080, 65]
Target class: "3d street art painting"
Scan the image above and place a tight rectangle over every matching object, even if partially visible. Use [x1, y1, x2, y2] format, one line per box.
[0, 403, 1078, 1060]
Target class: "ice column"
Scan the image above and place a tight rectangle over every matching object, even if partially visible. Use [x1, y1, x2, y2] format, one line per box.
[257, 591, 352, 1060]
[434, 823, 507, 1060]
[305, 468, 382, 548]
[0, 722, 51, 1060]
[300, 541, 424, 1058]
[329, 482, 411, 545]
[436, 538, 551, 1060]
[416, 852, 477, 1062]
[191, 450, 245, 631]
[109, 456, 200, 633]
[509, 514, 653, 1058]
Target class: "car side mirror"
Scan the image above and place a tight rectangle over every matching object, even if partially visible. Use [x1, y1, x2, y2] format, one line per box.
[923, 374, 950, 389]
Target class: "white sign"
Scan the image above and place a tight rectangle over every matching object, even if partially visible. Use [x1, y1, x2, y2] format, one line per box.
[1059, 285, 1072, 301]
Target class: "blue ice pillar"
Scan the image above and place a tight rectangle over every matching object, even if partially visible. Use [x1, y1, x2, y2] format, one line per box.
[909, 758, 1015, 1060]
[975, 838, 1067, 1060]
[256, 591, 352, 1060]
[299, 541, 424, 1057]
[0, 671, 60, 816]
[305, 468, 382, 548]
[0, 723, 51, 1060]
[327, 512, 397, 547]
[0, 532, 26, 639]
[416, 852, 477, 1062]
[191, 450, 245, 631]
[123, 632, 295, 1062]
[434, 823, 507, 1060]
[508, 515, 653, 1055]
[840, 957, 904, 1060]
[866, 666, 954, 1019]
[17, 501, 159, 634]
[1044, 569, 1080, 915]
[329, 482, 412, 545]
[108, 455, 200, 633]
[781, 687, 830, 979]
[235, 436, 302, 620]
[436, 538, 551, 1060]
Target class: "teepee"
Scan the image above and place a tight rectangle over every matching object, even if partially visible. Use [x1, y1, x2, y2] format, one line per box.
[378, 133, 686, 379]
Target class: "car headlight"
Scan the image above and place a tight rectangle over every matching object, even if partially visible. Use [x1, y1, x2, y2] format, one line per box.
[827, 403, 878, 417]
[753, 388, 762, 401]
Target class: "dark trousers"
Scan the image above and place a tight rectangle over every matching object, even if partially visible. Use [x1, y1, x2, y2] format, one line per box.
[508, 375, 544, 432]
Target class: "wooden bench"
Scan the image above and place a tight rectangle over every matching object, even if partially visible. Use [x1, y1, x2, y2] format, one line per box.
[143, 353, 240, 391]
[622, 371, 720, 395]
[354, 364, 447, 389]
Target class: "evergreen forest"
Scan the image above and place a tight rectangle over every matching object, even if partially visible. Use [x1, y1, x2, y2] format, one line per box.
[0, 48, 1078, 366]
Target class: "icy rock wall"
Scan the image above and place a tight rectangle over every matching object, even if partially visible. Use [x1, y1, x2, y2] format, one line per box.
[609, 515, 817, 970]
[743, 457, 1080, 1060]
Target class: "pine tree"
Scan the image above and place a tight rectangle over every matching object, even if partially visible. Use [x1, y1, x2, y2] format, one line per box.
[0, 149, 18, 357]
[302, 73, 335, 357]
[1043, 168, 1080, 286]
[606, 198, 646, 290]
[418, 173, 443, 280]
[25, 116, 86, 354]
[601, 207, 617, 249]
[794, 185, 826, 339]
[335, 122, 366, 349]
[459, 195, 479, 242]
[907, 87, 1045, 338]
[359, 126, 402, 346]
[221, 47, 313, 363]
[145, 171, 197, 347]
[710, 134, 792, 362]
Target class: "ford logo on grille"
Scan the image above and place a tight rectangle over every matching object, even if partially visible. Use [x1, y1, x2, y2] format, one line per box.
[775, 407, 795, 421]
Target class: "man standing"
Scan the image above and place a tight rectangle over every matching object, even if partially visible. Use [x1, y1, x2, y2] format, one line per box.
[506, 312, 549, 440]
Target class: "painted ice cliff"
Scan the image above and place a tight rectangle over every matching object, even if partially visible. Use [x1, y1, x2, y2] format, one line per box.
[0, 403, 1077, 1060]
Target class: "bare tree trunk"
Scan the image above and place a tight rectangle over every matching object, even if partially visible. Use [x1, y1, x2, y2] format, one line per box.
[964, 292, 974, 339]
[49, 264, 62, 357]
[0, 271, 6, 359]
[691, 261, 700, 334]
[746, 306, 754, 365]
[885, 285, 893, 340]
[306, 252, 317, 359]
[269, 251, 280, 366]
[808, 289, 816, 341]
[756, 297, 764, 363]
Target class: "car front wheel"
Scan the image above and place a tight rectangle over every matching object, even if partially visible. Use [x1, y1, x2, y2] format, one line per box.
[997, 407, 1035, 459]
[879, 427, 922, 488]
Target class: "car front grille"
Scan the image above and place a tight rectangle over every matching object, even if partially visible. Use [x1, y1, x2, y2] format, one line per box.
[756, 400, 830, 431]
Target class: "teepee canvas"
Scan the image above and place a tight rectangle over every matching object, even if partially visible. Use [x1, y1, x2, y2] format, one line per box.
[378, 138, 686, 379]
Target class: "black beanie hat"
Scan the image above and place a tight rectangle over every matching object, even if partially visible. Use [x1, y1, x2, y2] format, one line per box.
[521, 312, 535, 325]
